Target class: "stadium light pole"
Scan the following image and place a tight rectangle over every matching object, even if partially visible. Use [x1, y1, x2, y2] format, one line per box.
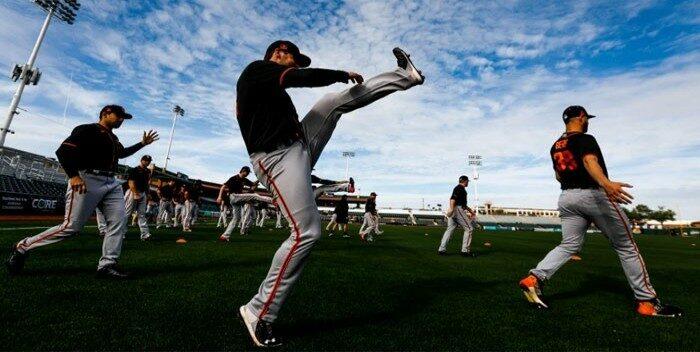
[163, 105, 185, 172]
[0, 0, 80, 150]
[342, 151, 355, 179]
[468, 154, 482, 214]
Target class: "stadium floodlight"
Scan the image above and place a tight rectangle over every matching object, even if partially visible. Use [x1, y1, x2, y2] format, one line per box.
[468, 154, 483, 214]
[163, 105, 185, 172]
[342, 151, 355, 179]
[0, 0, 81, 150]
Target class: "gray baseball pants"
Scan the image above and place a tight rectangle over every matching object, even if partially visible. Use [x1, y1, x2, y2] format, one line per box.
[245, 66, 421, 322]
[217, 203, 229, 227]
[438, 208, 473, 253]
[15, 172, 126, 269]
[275, 210, 285, 228]
[156, 199, 173, 227]
[183, 200, 197, 230]
[173, 203, 185, 227]
[222, 193, 272, 238]
[530, 188, 657, 301]
[313, 183, 350, 199]
[124, 190, 150, 238]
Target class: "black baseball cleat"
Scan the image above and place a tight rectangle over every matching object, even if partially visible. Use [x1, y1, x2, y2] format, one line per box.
[460, 251, 477, 258]
[637, 299, 683, 318]
[393, 47, 425, 84]
[6, 244, 27, 276]
[239, 305, 282, 348]
[437, 251, 447, 256]
[96, 265, 129, 279]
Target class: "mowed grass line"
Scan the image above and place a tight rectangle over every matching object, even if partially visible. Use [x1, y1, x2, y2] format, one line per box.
[0, 221, 697, 351]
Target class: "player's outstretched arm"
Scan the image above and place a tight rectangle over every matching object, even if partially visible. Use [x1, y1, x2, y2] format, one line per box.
[583, 154, 633, 204]
[282, 68, 362, 88]
[120, 130, 160, 158]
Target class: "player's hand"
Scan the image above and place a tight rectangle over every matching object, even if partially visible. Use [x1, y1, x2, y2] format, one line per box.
[133, 192, 142, 200]
[346, 71, 364, 84]
[604, 181, 634, 204]
[216, 197, 222, 204]
[446, 208, 454, 217]
[70, 176, 87, 194]
[142, 130, 160, 145]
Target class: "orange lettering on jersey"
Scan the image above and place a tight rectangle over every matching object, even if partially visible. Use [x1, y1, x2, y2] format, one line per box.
[555, 139, 568, 149]
[553, 150, 577, 171]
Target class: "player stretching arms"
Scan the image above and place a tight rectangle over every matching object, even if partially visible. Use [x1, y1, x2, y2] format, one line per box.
[6, 105, 158, 278]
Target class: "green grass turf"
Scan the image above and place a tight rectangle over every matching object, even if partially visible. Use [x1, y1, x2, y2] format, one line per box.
[0, 220, 698, 351]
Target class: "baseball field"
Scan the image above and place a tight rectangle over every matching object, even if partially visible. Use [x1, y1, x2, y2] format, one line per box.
[0, 220, 697, 351]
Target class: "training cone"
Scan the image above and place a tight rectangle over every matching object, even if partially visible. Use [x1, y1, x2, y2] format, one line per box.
[176, 238, 187, 244]
[484, 242, 492, 247]
[570, 254, 582, 261]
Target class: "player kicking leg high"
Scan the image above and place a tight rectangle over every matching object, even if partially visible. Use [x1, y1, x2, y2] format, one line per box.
[235, 40, 423, 347]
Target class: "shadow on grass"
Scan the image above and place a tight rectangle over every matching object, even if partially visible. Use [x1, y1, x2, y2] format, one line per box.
[546, 274, 630, 302]
[282, 276, 504, 339]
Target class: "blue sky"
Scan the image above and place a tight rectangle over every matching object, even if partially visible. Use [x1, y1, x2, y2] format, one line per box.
[1, 0, 699, 218]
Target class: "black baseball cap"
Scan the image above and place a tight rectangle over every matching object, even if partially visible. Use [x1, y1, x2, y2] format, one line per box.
[99, 104, 132, 120]
[370, 192, 377, 196]
[562, 105, 595, 122]
[264, 40, 311, 68]
[141, 155, 152, 161]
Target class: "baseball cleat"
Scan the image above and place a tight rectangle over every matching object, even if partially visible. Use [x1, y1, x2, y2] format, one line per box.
[218, 235, 229, 242]
[393, 47, 424, 84]
[460, 251, 476, 258]
[348, 177, 355, 193]
[96, 265, 129, 279]
[637, 299, 683, 318]
[519, 274, 548, 309]
[328, 232, 334, 237]
[239, 305, 282, 348]
[6, 244, 27, 275]
[437, 251, 447, 256]
[140, 235, 151, 241]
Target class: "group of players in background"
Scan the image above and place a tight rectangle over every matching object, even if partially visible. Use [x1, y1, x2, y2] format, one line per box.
[4, 40, 682, 349]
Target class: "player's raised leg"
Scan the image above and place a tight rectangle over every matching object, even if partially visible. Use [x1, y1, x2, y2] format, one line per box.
[302, 48, 424, 167]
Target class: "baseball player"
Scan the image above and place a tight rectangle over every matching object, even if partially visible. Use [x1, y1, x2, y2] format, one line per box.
[183, 181, 201, 232]
[240, 200, 257, 235]
[5, 105, 158, 278]
[156, 179, 176, 229]
[235, 40, 424, 347]
[359, 192, 379, 242]
[218, 167, 273, 242]
[122, 155, 154, 240]
[519, 106, 683, 317]
[330, 195, 350, 238]
[217, 185, 231, 228]
[172, 185, 186, 228]
[325, 212, 338, 235]
[438, 175, 477, 257]
[274, 206, 286, 229]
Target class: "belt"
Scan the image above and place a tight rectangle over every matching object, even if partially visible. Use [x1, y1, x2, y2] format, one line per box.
[84, 169, 116, 177]
[261, 137, 302, 153]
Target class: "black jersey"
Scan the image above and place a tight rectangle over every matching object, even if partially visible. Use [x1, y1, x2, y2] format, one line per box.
[450, 185, 467, 208]
[236, 60, 349, 154]
[334, 199, 349, 218]
[224, 175, 254, 194]
[55, 123, 144, 177]
[127, 166, 151, 193]
[364, 198, 377, 215]
[158, 184, 174, 200]
[550, 132, 608, 190]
